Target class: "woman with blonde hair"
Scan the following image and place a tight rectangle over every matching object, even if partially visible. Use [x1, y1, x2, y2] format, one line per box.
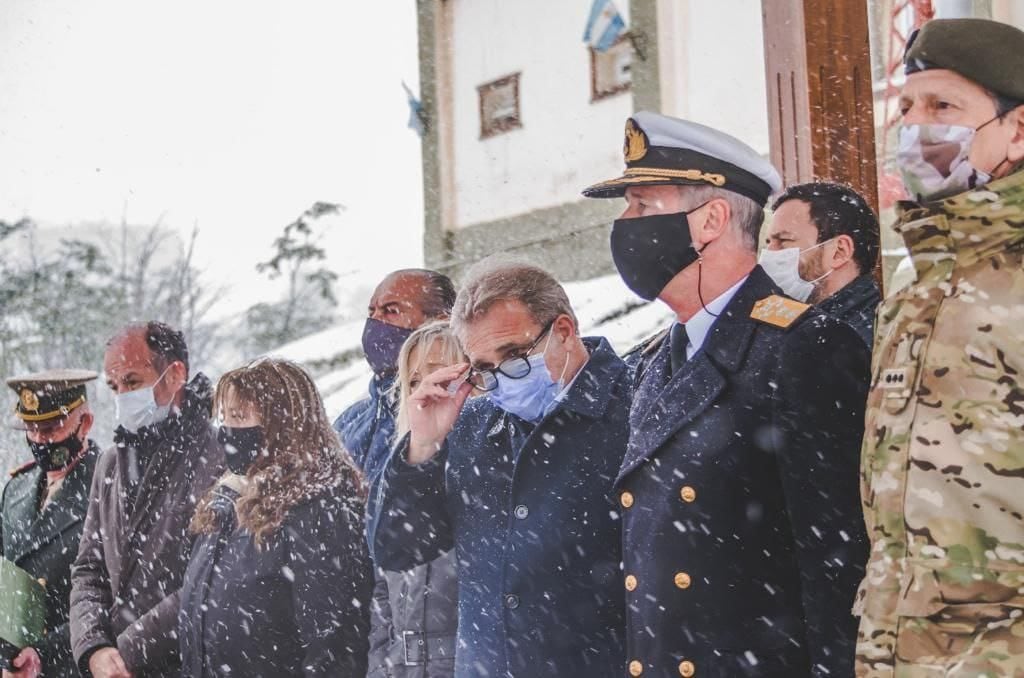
[178, 357, 372, 677]
[366, 321, 462, 678]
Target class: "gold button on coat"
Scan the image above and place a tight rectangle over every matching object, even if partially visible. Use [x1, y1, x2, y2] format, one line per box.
[625, 574, 638, 591]
[629, 660, 644, 676]
[679, 660, 695, 676]
[674, 572, 691, 589]
[680, 486, 696, 503]
[620, 491, 634, 508]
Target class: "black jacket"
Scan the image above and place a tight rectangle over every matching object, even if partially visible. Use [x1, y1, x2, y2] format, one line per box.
[1, 442, 99, 677]
[816, 273, 882, 349]
[178, 480, 373, 677]
[619, 266, 870, 678]
[370, 338, 630, 677]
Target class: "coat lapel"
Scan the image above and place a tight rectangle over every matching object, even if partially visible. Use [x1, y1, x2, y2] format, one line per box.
[4, 470, 41, 563]
[617, 346, 726, 483]
[616, 267, 779, 485]
[117, 438, 179, 596]
[5, 448, 95, 564]
[23, 450, 94, 558]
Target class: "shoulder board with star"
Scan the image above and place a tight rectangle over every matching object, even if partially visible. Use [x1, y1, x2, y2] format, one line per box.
[8, 459, 38, 478]
[750, 294, 811, 330]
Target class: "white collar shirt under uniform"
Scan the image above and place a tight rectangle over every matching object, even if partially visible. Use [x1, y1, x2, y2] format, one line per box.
[677, 275, 748, 360]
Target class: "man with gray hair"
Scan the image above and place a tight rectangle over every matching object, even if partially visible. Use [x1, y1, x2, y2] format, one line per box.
[369, 258, 630, 677]
[583, 112, 870, 677]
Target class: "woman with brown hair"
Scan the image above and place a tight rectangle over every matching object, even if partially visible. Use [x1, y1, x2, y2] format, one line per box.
[366, 321, 462, 678]
[178, 357, 372, 677]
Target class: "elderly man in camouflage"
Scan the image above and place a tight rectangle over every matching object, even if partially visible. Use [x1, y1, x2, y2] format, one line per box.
[856, 18, 1024, 677]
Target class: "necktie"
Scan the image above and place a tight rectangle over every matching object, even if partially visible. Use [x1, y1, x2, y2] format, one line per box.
[669, 323, 689, 374]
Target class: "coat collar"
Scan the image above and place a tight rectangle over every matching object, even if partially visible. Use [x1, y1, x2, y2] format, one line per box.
[697, 266, 780, 372]
[369, 373, 398, 409]
[816, 274, 881, 319]
[895, 167, 1024, 273]
[557, 337, 626, 419]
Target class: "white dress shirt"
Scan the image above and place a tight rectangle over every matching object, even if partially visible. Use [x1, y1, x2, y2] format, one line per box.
[678, 275, 749, 360]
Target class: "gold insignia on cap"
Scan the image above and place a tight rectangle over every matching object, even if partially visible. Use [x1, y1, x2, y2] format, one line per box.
[624, 119, 648, 163]
[20, 388, 39, 412]
[750, 295, 810, 329]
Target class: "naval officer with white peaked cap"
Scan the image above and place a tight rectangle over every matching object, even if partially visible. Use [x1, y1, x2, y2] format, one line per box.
[583, 111, 871, 678]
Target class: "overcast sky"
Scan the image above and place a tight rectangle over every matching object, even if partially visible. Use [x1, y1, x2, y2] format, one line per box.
[0, 0, 424, 316]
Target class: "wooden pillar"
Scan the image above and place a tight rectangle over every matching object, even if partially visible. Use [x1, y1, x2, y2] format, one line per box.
[761, 0, 880, 214]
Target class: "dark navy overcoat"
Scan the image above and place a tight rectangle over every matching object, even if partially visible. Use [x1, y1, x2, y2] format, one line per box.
[618, 266, 870, 678]
[370, 337, 630, 678]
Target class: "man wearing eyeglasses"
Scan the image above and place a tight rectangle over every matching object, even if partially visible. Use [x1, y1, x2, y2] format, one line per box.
[369, 257, 630, 678]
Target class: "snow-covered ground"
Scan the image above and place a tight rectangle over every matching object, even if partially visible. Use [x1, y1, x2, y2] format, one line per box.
[270, 274, 674, 417]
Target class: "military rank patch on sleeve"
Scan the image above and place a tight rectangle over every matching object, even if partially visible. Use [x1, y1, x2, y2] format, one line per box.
[750, 295, 811, 329]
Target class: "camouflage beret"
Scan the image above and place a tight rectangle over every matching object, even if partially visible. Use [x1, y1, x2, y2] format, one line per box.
[906, 18, 1024, 101]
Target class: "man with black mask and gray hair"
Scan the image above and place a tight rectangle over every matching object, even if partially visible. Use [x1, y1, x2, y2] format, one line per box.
[582, 112, 869, 678]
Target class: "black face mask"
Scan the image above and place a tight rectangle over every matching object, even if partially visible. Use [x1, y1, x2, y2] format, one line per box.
[610, 204, 708, 301]
[27, 423, 85, 472]
[218, 425, 265, 475]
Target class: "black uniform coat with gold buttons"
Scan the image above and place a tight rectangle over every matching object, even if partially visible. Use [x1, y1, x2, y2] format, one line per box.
[370, 338, 630, 678]
[1, 442, 100, 678]
[618, 266, 869, 678]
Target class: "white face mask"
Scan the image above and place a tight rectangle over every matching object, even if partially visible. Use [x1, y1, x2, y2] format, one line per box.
[114, 366, 174, 434]
[758, 240, 834, 303]
[896, 123, 995, 203]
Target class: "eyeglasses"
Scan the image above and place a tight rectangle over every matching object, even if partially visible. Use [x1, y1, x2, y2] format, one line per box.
[465, 320, 554, 392]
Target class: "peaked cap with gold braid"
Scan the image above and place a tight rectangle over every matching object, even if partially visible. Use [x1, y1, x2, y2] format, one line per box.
[582, 111, 782, 205]
[7, 369, 97, 425]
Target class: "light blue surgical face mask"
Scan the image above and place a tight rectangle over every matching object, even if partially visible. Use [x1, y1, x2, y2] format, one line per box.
[487, 332, 569, 423]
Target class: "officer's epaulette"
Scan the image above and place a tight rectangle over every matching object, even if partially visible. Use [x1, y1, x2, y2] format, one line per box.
[750, 294, 811, 330]
[624, 327, 670, 359]
[8, 459, 37, 478]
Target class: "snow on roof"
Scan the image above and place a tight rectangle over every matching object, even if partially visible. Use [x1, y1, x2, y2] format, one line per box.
[274, 273, 673, 418]
[271, 318, 366, 365]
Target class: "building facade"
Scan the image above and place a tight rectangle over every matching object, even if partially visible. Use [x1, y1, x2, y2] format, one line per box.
[415, 0, 770, 281]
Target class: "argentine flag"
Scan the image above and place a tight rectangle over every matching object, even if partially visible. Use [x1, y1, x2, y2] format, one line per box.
[583, 0, 626, 52]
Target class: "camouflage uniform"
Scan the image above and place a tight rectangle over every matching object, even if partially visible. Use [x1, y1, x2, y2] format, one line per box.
[855, 167, 1024, 677]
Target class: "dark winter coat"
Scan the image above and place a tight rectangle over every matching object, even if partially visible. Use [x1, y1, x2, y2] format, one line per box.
[366, 551, 458, 678]
[69, 375, 225, 678]
[619, 266, 869, 678]
[333, 373, 396, 482]
[370, 337, 630, 678]
[816, 272, 882, 349]
[1, 442, 99, 677]
[178, 479, 373, 677]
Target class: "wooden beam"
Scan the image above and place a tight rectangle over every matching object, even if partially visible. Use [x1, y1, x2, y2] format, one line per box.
[762, 0, 880, 214]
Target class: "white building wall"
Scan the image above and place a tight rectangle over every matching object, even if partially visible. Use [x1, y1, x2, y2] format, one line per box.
[448, 0, 633, 229]
[446, 0, 770, 230]
[681, 0, 769, 155]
